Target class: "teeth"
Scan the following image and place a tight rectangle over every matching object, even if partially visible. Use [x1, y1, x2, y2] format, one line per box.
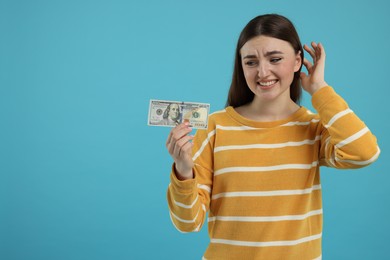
[259, 80, 277, 86]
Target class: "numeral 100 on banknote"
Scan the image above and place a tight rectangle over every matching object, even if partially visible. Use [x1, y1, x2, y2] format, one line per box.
[148, 99, 210, 129]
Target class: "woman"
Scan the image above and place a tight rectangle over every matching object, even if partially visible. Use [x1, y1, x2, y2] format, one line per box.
[165, 14, 380, 259]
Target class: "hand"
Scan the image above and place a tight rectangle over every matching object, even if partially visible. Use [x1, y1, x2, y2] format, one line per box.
[166, 122, 194, 180]
[300, 42, 328, 95]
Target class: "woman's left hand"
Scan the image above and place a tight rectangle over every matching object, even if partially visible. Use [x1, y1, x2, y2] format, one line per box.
[300, 42, 328, 95]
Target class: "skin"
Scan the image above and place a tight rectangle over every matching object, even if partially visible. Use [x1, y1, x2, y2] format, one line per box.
[166, 36, 328, 180]
[166, 122, 194, 179]
[236, 36, 303, 121]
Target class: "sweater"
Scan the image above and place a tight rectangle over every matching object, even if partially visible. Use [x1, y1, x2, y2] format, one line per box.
[167, 86, 380, 260]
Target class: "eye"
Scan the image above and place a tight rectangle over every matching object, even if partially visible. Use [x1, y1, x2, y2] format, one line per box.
[244, 60, 258, 67]
[270, 57, 282, 64]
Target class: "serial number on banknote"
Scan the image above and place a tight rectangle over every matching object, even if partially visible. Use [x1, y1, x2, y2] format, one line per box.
[148, 99, 210, 129]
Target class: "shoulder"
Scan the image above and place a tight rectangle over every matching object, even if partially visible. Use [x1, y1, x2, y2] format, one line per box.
[297, 106, 323, 131]
[206, 108, 235, 128]
[193, 108, 231, 138]
[301, 107, 320, 120]
[209, 108, 229, 120]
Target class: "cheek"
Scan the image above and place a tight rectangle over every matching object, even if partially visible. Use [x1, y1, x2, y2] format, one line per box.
[279, 63, 297, 80]
[243, 69, 256, 82]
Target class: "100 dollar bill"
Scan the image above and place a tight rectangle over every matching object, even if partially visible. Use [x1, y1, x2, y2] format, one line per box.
[148, 99, 210, 129]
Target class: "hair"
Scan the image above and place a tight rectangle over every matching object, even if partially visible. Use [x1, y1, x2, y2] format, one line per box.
[226, 14, 304, 107]
[163, 103, 180, 120]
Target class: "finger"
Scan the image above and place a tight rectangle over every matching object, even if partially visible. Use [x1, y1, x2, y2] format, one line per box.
[178, 141, 194, 158]
[165, 127, 187, 155]
[302, 58, 313, 72]
[176, 135, 194, 151]
[173, 125, 192, 142]
[311, 42, 321, 62]
[310, 41, 318, 51]
[166, 123, 191, 152]
[166, 123, 184, 146]
[312, 42, 326, 73]
[173, 135, 194, 158]
[166, 136, 176, 155]
[304, 44, 316, 62]
[166, 124, 182, 147]
[168, 124, 192, 150]
[166, 130, 174, 147]
[317, 42, 326, 61]
[176, 135, 194, 158]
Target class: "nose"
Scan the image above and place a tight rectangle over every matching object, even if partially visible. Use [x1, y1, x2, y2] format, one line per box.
[257, 62, 269, 78]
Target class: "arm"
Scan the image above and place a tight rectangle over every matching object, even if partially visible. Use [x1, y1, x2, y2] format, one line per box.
[301, 42, 380, 168]
[313, 86, 380, 168]
[166, 122, 214, 232]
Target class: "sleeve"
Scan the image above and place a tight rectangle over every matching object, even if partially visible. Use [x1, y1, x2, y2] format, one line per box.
[313, 86, 380, 168]
[166, 121, 215, 233]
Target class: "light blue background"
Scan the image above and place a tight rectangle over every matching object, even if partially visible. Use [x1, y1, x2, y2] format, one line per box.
[1, 0, 389, 259]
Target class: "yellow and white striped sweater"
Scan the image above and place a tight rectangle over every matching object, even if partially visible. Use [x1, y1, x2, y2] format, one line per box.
[167, 86, 380, 259]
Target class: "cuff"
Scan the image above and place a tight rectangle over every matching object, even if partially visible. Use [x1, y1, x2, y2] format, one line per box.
[169, 164, 197, 194]
[312, 86, 340, 111]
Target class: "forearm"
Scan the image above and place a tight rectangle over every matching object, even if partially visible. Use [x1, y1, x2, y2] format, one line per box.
[313, 86, 380, 168]
[167, 166, 208, 232]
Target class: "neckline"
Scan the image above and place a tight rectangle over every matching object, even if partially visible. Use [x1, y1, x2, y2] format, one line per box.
[225, 106, 307, 128]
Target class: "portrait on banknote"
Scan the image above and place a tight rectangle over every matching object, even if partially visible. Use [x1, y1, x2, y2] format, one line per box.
[159, 103, 182, 126]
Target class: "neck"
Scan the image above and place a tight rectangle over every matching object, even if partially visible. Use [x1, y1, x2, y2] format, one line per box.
[238, 97, 300, 122]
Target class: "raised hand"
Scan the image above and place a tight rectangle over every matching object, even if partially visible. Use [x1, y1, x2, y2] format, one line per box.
[300, 42, 328, 95]
[166, 122, 194, 180]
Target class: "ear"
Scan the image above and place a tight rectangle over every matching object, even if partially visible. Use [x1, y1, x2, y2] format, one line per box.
[293, 51, 302, 72]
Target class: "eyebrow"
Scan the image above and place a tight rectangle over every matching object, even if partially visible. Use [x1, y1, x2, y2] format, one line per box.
[243, 51, 284, 59]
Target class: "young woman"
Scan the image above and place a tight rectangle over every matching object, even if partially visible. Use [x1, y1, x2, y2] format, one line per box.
[165, 14, 380, 259]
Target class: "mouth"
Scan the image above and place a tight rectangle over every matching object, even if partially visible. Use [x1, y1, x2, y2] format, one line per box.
[257, 80, 278, 89]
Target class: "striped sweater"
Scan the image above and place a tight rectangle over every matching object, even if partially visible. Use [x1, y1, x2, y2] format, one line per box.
[167, 86, 380, 259]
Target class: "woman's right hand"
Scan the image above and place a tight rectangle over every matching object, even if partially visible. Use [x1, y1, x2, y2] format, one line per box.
[166, 122, 194, 180]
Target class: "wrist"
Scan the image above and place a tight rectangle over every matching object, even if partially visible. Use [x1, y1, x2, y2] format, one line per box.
[174, 164, 194, 180]
[308, 82, 328, 96]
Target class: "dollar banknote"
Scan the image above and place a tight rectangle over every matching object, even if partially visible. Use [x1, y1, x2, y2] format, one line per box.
[148, 99, 210, 129]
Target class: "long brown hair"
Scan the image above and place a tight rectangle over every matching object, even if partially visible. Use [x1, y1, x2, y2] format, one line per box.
[226, 14, 304, 107]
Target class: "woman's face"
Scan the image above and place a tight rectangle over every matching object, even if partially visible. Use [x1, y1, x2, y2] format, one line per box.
[240, 35, 301, 103]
